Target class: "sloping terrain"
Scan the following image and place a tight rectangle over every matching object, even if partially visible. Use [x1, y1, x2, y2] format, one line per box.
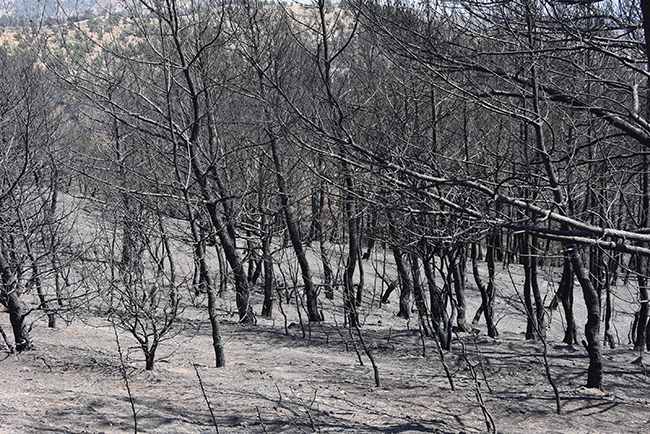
[0, 268, 648, 434]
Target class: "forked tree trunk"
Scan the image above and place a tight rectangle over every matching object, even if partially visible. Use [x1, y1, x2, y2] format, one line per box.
[189, 140, 253, 324]
[422, 245, 452, 350]
[450, 245, 471, 333]
[185, 194, 225, 367]
[205, 201, 254, 324]
[471, 242, 498, 338]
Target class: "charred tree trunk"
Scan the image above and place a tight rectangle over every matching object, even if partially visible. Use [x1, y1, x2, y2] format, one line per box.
[185, 194, 225, 367]
[603, 275, 616, 349]
[356, 245, 365, 306]
[261, 214, 274, 319]
[311, 183, 334, 300]
[343, 167, 361, 327]
[380, 280, 397, 304]
[471, 242, 498, 338]
[307, 187, 321, 246]
[635, 160, 649, 351]
[520, 233, 537, 340]
[362, 211, 377, 260]
[635, 255, 649, 351]
[571, 249, 603, 389]
[269, 134, 321, 322]
[0, 252, 32, 352]
[556, 255, 578, 345]
[410, 252, 431, 336]
[422, 244, 452, 350]
[144, 343, 157, 371]
[205, 200, 254, 324]
[28, 254, 56, 329]
[450, 245, 471, 333]
[393, 245, 412, 320]
[531, 236, 546, 340]
[120, 197, 145, 278]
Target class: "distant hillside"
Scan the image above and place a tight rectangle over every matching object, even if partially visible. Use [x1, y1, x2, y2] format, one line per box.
[1, 0, 121, 21]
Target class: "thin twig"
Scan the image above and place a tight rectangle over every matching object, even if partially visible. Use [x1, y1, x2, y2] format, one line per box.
[458, 335, 497, 434]
[193, 363, 220, 434]
[256, 406, 269, 434]
[506, 265, 562, 414]
[274, 381, 283, 406]
[354, 323, 381, 387]
[471, 334, 492, 394]
[112, 325, 138, 434]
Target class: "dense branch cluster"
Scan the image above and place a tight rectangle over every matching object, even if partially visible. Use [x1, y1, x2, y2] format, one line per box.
[0, 0, 649, 393]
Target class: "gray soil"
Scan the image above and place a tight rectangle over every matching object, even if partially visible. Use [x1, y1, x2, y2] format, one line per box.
[1, 257, 649, 434]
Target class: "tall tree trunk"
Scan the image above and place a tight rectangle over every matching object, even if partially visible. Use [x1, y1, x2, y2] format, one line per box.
[311, 181, 334, 300]
[530, 236, 546, 340]
[269, 134, 321, 322]
[204, 200, 254, 324]
[185, 193, 225, 367]
[521, 232, 537, 340]
[343, 165, 360, 326]
[188, 139, 253, 323]
[570, 249, 603, 389]
[642, 0, 650, 350]
[635, 159, 649, 350]
[523, 0, 602, 387]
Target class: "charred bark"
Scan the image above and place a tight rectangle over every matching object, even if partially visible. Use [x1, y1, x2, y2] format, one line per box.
[471, 242, 498, 338]
[422, 245, 452, 350]
[392, 245, 412, 319]
[410, 252, 431, 336]
[270, 134, 321, 322]
[450, 245, 471, 333]
[0, 252, 32, 352]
